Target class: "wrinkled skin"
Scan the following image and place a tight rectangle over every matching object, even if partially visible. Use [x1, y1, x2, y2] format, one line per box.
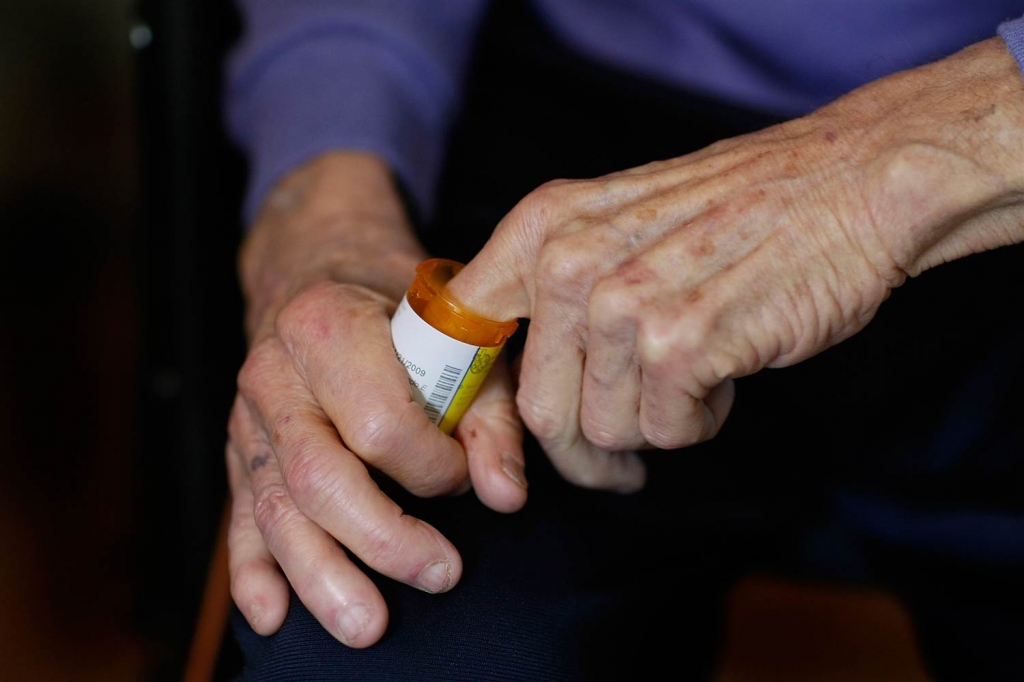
[226, 37, 1024, 648]
[448, 37, 1024, 488]
[225, 154, 528, 647]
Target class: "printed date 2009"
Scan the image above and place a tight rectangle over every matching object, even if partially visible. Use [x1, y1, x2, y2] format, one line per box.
[394, 348, 427, 377]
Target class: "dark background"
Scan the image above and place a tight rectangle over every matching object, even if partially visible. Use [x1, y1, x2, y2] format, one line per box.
[1, 0, 245, 679]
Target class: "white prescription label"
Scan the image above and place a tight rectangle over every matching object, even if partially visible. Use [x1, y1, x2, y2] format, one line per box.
[390, 295, 487, 431]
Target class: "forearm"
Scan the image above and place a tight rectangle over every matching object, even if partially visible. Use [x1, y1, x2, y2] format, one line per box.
[239, 151, 427, 341]
[839, 37, 1024, 280]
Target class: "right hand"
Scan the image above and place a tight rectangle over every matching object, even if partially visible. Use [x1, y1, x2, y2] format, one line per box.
[224, 152, 529, 648]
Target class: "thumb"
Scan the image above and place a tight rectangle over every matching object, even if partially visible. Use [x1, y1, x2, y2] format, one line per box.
[448, 174, 591, 320]
[445, 234, 533, 324]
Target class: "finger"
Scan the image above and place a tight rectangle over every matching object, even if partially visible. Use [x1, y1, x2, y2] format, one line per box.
[639, 366, 735, 449]
[626, 247, 738, 447]
[580, 281, 645, 450]
[225, 438, 289, 635]
[275, 283, 468, 496]
[230, 394, 387, 646]
[518, 291, 646, 493]
[455, 353, 528, 514]
[237, 338, 464, 597]
[244, 426, 390, 648]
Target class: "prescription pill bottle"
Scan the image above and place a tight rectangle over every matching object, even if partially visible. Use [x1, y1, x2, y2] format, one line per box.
[390, 258, 518, 434]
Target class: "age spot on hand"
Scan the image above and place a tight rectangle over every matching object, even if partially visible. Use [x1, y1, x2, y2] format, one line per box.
[634, 206, 658, 222]
[688, 238, 716, 258]
[616, 261, 655, 286]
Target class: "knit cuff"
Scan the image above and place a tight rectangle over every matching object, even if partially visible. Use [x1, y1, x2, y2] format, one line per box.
[998, 15, 1024, 74]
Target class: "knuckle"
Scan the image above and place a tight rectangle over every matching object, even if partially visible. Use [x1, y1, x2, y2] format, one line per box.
[524, 178, 572, 208]
[516, 391, 567, 444]
[281, 438, 336, 511]
[580, 417, 633, 451]
[588, 275, 640, 334]
[342, 401, 466, 495]
[541, 177, 603, 206]
[504, 182, 561, 235]
[600, 172, 646, 199]
[274, 282, 336, 346]
[236, 338, 280, 399]
[535, 235, 597, 295]
[513, 177, 588, 230]
[638, 311, 713, 366]
[252, 483, 297, 539]
[345, 405, 405, 462]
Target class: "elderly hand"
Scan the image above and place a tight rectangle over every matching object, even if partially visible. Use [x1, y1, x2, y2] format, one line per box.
[225, 152, 527, 648]
[447, 37, 1024, 487]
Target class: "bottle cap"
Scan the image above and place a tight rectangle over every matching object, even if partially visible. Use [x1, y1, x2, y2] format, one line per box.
[406, 258, 519, 348]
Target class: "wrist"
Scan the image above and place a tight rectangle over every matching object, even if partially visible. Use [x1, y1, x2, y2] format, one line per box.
[240, 151, 427, 339]
[845, 38, 1024, 279]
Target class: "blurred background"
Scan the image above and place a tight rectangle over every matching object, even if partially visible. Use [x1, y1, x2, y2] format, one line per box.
[1, 0, 244, 679]
[0, 1, 956, 681]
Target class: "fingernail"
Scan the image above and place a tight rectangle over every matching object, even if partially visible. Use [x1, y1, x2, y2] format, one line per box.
[500, 453, 527, 489]
[336, 603, 370, 646]
[415, 560, 452, 593]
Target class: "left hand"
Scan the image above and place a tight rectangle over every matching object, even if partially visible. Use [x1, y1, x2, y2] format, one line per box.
[446, 37, 1024, 488]
[224, 152, 529, 648]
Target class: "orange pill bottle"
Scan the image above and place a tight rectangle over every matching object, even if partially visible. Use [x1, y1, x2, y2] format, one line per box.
[390, 258, 518, 434]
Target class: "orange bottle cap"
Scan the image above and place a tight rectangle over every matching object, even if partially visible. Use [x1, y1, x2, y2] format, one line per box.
[406, 258, 519, 348]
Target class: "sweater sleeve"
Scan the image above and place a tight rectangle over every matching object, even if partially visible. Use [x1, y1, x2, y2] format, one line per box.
[998, 13, 1024, 74]
[224, 0, 492, 224]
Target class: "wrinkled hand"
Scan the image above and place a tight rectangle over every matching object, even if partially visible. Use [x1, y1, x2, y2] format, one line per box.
[447, 37, 1024, 485]
[225, 153, 526, 648]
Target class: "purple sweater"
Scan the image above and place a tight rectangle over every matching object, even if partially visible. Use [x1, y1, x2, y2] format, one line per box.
[225, 1, 1024, 223]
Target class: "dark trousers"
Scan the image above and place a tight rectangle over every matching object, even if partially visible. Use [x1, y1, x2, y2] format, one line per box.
[232, 3, 1024, 680]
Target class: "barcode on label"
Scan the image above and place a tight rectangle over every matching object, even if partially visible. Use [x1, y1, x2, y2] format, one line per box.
[423, 364, 464, 423]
